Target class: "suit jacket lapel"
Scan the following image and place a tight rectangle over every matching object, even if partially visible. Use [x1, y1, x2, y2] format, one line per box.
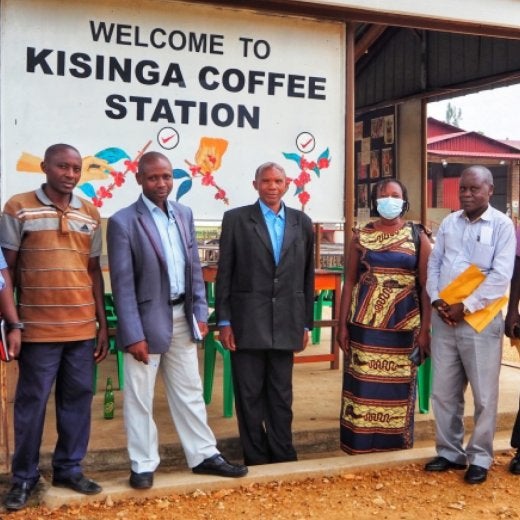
[250, 202, 274, 258]
[280, 207, 298, 263]
[136, 196, 168, 271]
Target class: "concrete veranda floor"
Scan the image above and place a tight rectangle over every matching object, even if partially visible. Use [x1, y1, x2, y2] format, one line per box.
[2, 327, 520, 509]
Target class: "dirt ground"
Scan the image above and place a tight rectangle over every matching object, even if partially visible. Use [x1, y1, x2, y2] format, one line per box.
[1, 449, 517, 520]
[2, 342, 518, 519]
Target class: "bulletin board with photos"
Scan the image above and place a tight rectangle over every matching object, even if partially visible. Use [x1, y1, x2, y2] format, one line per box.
[354, 106, 397, 217]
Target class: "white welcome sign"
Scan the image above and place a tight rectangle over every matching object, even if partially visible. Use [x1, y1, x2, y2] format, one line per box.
[0, 0, 345, 221]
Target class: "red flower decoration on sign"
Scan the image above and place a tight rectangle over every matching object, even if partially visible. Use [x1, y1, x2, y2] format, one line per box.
[215, 189, 226, 200]
[84, 141, 152, 208]
[318, 157, 330, 169]
[283, 141, 331, 211]
[298, 191, 311, 205]
[96, 186, 113, 199]
[189, 165, 202, 176]
[110, 171, 125, 187]
[177, 137, 230, 204]
[123, 160, 138, 173]
[201, 174, 215, 186]
[294, 171, 311, 187]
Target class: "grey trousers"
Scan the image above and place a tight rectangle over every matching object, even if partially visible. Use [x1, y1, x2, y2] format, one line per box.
[431, 311, 503, 469]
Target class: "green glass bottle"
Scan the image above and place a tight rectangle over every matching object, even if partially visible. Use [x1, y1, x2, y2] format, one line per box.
[103, 376, 114, 420]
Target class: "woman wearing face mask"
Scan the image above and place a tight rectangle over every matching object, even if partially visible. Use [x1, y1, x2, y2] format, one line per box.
[338, 179, 432, 454]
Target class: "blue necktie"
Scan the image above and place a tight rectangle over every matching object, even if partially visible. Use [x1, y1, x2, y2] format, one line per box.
[273, 215, 283, 265]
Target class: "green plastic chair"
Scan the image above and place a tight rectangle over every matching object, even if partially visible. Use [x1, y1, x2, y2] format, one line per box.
[202, 328, 234, 418]
[93, 295, 124, 393]
[312, 266, 343, 345]
[312, 290, 333, 344]
[417, 357, 432, 414]
[104, 292, 115, 311]
[93, 334, 124, 393]
[206, 281, 216, 309]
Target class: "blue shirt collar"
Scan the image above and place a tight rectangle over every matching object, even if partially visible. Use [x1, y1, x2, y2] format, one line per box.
[259, 199, 285, 219]
[142, 194, 173, 218]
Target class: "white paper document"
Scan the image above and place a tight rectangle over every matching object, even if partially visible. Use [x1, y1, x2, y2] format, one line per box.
[192, 315, 203, 342]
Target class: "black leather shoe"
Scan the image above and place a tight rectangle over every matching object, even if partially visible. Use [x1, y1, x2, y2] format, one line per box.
[129, 471, 154, 489]
[52, 474, 102, 495]
[4, 481, 36, 511]
[510, 450, 520, 475]
[464, 464, 488, 484]
[192, 454, 248, 478]
[424, 456, 467, 472]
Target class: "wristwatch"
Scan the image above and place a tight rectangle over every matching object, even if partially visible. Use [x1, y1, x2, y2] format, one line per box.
[6, 322, 24, 331]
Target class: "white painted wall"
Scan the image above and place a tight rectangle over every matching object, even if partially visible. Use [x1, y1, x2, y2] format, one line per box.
[0, 0, 346, 221]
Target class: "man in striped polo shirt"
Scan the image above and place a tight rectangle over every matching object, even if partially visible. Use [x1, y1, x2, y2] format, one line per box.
[0, 144, 109, 511]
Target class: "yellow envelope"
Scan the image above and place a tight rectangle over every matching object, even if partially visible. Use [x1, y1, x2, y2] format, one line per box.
[439, 264, 484, 304]
[438, 264, 507, 333]
[463, 296, 508, 333]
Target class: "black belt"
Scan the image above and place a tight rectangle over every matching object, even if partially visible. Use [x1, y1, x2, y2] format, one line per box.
[168, 294, 185, 306]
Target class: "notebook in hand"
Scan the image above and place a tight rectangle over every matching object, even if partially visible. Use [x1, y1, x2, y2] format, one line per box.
[0, 320, 9, 362]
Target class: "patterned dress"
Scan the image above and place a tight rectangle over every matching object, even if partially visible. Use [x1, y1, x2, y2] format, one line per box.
[340, 222, 420, 454]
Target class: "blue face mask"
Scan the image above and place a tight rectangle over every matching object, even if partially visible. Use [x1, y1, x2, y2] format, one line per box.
[376, 197, 404, 219]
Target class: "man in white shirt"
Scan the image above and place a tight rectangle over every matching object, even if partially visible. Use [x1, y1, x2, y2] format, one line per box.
[425, 165, 516, 484]
[107, 151, 247, 490]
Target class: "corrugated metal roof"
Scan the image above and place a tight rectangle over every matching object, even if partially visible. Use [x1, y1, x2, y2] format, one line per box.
[427, 118, 520, 158]
[428, 132, 467, 144]
[205, 2, 520, 112]
[501, 140, 520, 151]
[356, 28, 520, 110]
[427, 119, 463, 138]
[429, 133, 520, 153]
[428, 150, 520, 159]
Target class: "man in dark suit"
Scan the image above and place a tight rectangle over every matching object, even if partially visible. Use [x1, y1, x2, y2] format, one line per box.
[216, 161, 315, 465]
[107, 151, 247, 490]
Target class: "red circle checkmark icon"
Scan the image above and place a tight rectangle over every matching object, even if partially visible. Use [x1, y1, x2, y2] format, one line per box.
[157, 127, 180, 150]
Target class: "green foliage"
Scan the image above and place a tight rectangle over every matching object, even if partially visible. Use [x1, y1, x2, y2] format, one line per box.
[445, 102, 462, 127]
[195, 225, 220, 243]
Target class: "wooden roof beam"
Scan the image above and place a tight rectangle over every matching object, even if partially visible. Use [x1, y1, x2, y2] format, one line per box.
[202, 1, 520, 40]
[355, 24, 388, 62]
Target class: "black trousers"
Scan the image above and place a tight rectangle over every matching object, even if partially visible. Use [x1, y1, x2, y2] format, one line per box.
[511, 398, 520, 449]
[12, 340, 95, 484]
[231, 349, 297, 466]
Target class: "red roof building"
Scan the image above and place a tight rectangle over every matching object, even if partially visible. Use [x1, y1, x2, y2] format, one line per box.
[427, 117, 520, 219]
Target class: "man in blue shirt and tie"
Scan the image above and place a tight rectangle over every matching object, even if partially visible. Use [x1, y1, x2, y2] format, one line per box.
[216, 162, 315, 465]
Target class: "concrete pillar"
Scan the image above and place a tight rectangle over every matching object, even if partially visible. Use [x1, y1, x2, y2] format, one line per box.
[397, 99, 423, 221]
